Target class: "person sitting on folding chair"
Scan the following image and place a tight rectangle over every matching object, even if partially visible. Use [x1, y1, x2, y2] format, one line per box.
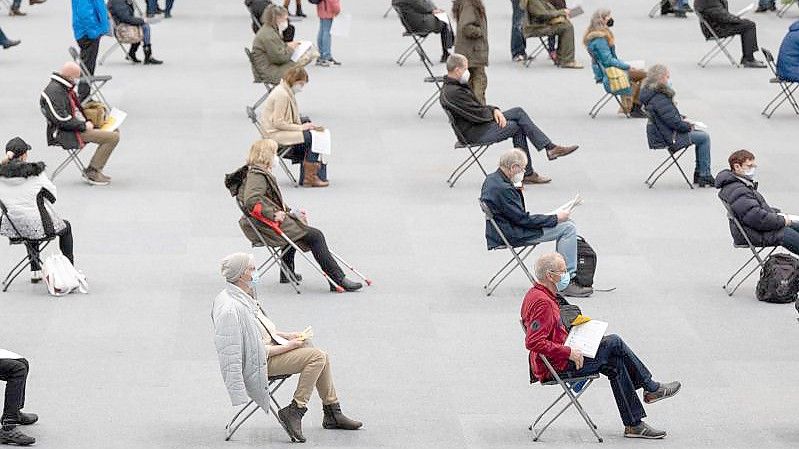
[694, 0, 765, 68]
[519, 0, 583, 69]
[716, 149, 799, 255]
[0, 350, 38, 446]
[247, 0, 296, 40]
[755, 0, 777, 13]
[213, 252, 362, 443]
[481, 149, 591, 297]
[108, 0, 164, 65]
[252, 5, 317, 85]
[0, 137, 75, 284]
[452, 0, 489, 104]
[260, 67, 328, 187]
[777, 20, 799, 82]
[239, 139, 362, 291]
[392, 0, 454, 63]
[660, 0, 692, 18]
[639, 64, 715, 187]
[40, 62, 120, 186]
[440, 54, 579, 185]
[522, 252, 681, 439]
[584, 8, 646, 118]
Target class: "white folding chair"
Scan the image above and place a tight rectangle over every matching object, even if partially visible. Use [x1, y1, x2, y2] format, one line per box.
[0, 199, 54, 293]
[761, 48, 799, 118]
[479, 200, 537, 296]
[523, 36, 555, 67]
[244, 106, 299, 187]
[644, 146, 695, 189]
[778, 0, 797, 17]
[68, 46, 113, 108]
[721, 200, 779, 296]
[696, 12, 739, 68]
[440, 108, 494, 188]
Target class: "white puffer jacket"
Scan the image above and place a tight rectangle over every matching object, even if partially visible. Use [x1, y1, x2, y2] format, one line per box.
[0, 161, 66, 240]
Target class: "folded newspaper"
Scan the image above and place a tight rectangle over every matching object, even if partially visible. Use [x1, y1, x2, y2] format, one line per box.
[547, 193, 583, 216]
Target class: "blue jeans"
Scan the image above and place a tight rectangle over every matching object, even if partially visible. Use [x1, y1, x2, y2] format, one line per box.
[758, 0, 775, 8]
[560, 334, 659, 427]
[689, 130, 711, 176]
[142, 23, 152, 45]
[477, 107, 551, 176]
[781, 222, 799, 256]
[147, 0, 173, 14]
[529, 221, 578, 276]
[675, 0, 688, 8]
[317, 18, 333, 61]
[0, 27, 8, 45]
[510, 0, 526, 57]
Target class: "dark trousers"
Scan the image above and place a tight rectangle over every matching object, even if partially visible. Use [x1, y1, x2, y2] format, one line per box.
[281, 227, 345, 282]
[476, 107, 551, 176]
[0, 27, 9, 45]
[24, 221, 74, 271]
[77, 37, 101, 102]
[147, 0, 174, 14]
[724, 20, 758, 61]
[436, 19, 454, 56]
[0, 358, 29, 426]
[510, 0, 526, 57]
[781, 222, 799, 256]
[560, 334, 659, 427]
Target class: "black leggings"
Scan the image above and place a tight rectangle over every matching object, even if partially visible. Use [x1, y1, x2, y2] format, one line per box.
[281, 226, 345, 281]
[0, 358, 28, 426]
[437, 19, 453, 55]
[25, 220, 74, 271]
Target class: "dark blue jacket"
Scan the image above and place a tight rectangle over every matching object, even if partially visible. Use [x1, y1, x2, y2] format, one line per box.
[639, 84, 692, 150]
[715, 169, 785, 247]
[71, 0, 110, 40]
[777, 21, 799, 83]
[480, 169, 557, 250]
[109, 0, 145, 26]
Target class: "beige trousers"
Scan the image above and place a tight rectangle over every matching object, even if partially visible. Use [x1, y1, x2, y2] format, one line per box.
[80, 129, 120, 171]
[267, 345, 338, 408]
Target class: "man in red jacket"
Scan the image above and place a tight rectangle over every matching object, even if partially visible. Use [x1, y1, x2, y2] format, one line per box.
[520, 253, 681, 439]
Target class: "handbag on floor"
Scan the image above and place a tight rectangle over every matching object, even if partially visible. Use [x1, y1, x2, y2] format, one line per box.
[42, 254, 88, 297]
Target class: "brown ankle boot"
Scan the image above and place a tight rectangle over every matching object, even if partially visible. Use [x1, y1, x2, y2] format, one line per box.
[302, 161, 329, 187]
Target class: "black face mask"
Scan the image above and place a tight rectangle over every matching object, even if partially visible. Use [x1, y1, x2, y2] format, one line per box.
[607, 18, 614, 27]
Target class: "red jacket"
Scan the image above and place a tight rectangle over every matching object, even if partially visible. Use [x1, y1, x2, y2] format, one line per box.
[520, 283, 571, 382]
[317, 0, 341, 19]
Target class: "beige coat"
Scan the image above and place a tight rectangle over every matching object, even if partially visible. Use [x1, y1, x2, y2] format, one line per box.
[260, 80, 304, 146]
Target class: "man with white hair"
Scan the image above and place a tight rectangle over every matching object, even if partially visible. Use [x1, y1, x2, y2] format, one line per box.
[480, 148, 591, 297]
[521, 252, 681, 439]
[212, 253, 362, 444]
[440, 53, 579, 184]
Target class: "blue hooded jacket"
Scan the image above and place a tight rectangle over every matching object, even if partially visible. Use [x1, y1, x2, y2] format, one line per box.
[584, 29, 632, 96]
[71, 0, 110, 41]
[777, 21, 799, 83]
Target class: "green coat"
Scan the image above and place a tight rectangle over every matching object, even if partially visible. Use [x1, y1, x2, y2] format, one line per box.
[521, 0, 566, 37]
[238, 165, 308, 248]
[454, 0, 488, 67]
[252, 25, 298, 85]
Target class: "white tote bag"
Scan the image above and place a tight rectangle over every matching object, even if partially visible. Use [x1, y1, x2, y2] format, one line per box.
[42, 254, 88, 297]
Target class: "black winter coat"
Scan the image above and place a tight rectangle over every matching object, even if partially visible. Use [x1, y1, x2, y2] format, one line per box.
[39, 73, 87, 150]
[109, 0, 145, 26]
[480, 169, 557, 250]
[439, 77, 498, 144]
[715, 169, 785, 247]
[392, 0, 440, 34]
[694, 0, 748, 39]
[639, 84, 692, 151]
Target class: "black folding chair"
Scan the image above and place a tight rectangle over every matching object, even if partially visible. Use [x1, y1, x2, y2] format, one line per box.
[586, 51, 629, 119]
[761, 48, 799, 118]
[644, 146, 694, 189]
[68, 46, 113, 107]
[394, 7, 443, 118]
[696, 11, 739, 68]
[0, 200, 54, 293]
[245, 106, 299, 187]
[778, 0, 797, 17]
[245, 47, 277, 112]
[479, 200, 537, 296]
[529, 355, 603, 443]
[720, 200, 778, 296]
[98, 0, 146, 66]
[440, 108, 493, 187]
[523, 36, 555, 67]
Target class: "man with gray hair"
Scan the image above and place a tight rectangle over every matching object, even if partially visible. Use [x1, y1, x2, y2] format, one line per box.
[480, 148, 590, 297]
[521, 252, 682, 439]
[440, 53, 579, 184]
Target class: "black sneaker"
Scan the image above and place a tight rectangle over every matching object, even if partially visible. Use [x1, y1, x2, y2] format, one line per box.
[562, 280, 593, 298]
[624, 422, 666, 439]
[0, 427, 35, 446]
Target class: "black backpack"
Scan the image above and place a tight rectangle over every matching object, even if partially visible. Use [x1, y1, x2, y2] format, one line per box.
[574, 236, 596, 288]
[756, 254, 799, 303]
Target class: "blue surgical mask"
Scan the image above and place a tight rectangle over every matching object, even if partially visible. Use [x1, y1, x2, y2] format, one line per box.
[555, 271, 570, 292]
[249, 270, 260, 289]
[666, 79, 673, 88]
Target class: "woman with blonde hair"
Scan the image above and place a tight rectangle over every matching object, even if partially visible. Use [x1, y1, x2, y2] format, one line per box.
[583, 9, 646, 118]
[237, 139, 362, 291]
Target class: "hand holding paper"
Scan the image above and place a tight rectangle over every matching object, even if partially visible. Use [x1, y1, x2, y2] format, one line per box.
[565, 319, 608, 359]
[547, 193, 583, 216]
[297, 326, 314, 341]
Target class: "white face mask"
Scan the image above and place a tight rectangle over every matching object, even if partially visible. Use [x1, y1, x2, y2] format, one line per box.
[278, 21, 289, 32]
[745, 167, 756, 178]
[292, 83, 304, 94]
[459, 69, 471, 85]
[511, 169, 524, 184]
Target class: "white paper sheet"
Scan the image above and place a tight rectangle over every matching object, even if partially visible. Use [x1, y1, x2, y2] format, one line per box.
[568, 5, 584, 18]
[779, 213, 799, 223]
[687, 119, 708, 131]
[310, 129, 332, 155]
[627, 59, 646, 70]
[0, 349, 24, 359]
[100, 108, 127, 132]
[565, 320, 608, 359]
[331, 13, 352, 37]
[547, 194, 583, 216]
[291, 40, 313, 62]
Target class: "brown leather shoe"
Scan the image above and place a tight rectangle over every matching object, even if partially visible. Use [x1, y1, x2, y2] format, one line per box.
[522, 172, 551, 184]
[9, 8, 26, 16]
[546, 145, 579, 161]
[302, 161, 329, 188]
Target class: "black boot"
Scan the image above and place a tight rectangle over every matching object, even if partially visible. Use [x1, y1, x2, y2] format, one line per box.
[295, 4, 307, 17]
[280, 271, 302, 284]
[329, 277, 362, 292]
[322, 403, 363, 430]
[629, 104, 647, 118]
[143, 44, 163, 65]
[697, 174, 715, 188]
[127, 43, 141, 63]
[277, 401, 307, 443]
[693, 170, 700, 185]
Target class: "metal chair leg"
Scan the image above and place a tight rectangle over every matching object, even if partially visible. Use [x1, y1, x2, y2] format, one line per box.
[447, 145, 490, 187]
[418, 88, 440, 118]
[723, 247, 776, 296]
[484, 246, 536, 296]
[589, 92, 614, 118]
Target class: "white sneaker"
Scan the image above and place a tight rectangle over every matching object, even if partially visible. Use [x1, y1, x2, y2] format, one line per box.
[30, 270, 42, 283]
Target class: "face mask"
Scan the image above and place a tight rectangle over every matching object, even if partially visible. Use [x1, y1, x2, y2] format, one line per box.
[606, 18, 614, 27]
[511, 169, 524, 184]
[292, 84, 304, 94]
[249, 270, 260, 289]
[666, 79, 673, 88]
[745, 167, 756, 178]
[459, 69, 471, 85]
[278, 21, 289, 32]
[552, 271, 570, 292]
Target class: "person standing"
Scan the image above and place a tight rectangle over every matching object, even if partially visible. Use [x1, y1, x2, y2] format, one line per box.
[8, 0, 47, 17]
[284, 0, 305, 17]
[315, 0, 341, 67]
[452, 0, 489, 105]
[510, 0, 527, 61]
[70, 0, 110, 101]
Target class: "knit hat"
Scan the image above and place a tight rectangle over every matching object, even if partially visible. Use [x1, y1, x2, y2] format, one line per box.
[5, 137, 31, 159]
[220, 253, 254, 283]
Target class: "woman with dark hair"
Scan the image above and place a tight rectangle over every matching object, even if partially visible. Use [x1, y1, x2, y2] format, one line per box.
[452, 0, 489, 104]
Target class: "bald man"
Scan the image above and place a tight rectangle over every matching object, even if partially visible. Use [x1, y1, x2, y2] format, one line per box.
[40, 62, 120, 185]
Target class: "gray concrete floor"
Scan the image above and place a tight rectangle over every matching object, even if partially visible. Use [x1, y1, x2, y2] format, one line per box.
[1, 0, 799, 447]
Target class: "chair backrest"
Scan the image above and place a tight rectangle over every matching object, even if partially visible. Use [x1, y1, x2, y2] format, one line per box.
[478, 198, 519, 250]
[0, 199, 25, 241]
[720, 198, 759, 249]
[695, 11, 721, 41]
[244, 47, 263, 82]
[393, 6, 420, 36]
[245, 106, 268, 138]
[442, 106, 469, 145]
[761, 48, 781, 79]
[68, 47, 92, 78]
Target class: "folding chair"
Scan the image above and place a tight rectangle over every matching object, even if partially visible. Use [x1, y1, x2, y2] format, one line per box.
[778, 0, 797, 18]
[244, 47, 277, 112]
[0, 200, 54, 293]
[523, 36, 556, 67]
[529, 355, 603, 443]
[394, 7, 443, 118]
[648, 0, 663, 18]
[586, 53, 629, 119]
[760, 48, 799, 118]
[479, 200, 537, 296]
[224, 375, 294, 441]
[696, 12, 739, 68]
[98, 0, 146, 66]
[68, 46, 113, 108]
[644, 146, 694, 189]
[250, 10, 262, 31]
[245, 106, 298, 187]
[383, 5, 393, 18]
[440, 108, 493, 187]
[720, 200, 778, 296]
